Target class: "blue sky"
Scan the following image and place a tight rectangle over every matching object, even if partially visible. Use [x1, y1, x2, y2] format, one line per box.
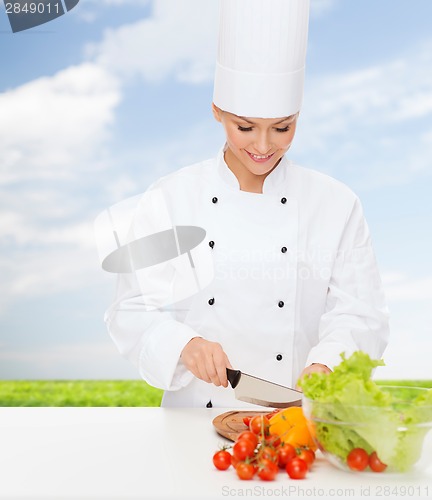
[0, 0, 431, 380]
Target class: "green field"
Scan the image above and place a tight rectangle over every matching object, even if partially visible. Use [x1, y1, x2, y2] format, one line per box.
[0, 380, 431, 407]
[0, 380, 163, 407]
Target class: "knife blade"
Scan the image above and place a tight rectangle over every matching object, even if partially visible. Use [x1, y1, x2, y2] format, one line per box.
[226, 368, 302, 408]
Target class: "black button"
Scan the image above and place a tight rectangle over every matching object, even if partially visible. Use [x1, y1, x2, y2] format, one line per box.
[206, 400, 213, 408]
[276, 354, 283, 361]
[281, 246, 287, 253]
[209, 240, 214, 249]
[281, 197, 287, 204]
[278, 301, 285, 308]
[212, 197, 218, 204]
[208, 298, 215, 305]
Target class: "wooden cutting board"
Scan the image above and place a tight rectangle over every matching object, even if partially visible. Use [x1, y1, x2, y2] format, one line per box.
[212, 410, 268, 441]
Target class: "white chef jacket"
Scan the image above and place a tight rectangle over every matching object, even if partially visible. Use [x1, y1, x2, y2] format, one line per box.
[105, 147, 389, 408]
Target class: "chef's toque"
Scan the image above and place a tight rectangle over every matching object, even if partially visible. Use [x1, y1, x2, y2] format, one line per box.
[213, 0, 310, 118]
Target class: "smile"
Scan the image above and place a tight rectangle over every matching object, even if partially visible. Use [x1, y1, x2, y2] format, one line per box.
[246, 151, 274, 162]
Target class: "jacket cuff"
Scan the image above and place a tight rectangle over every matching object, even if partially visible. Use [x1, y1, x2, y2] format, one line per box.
[304, 342, 353, 371]
[138, 320, 200, 391]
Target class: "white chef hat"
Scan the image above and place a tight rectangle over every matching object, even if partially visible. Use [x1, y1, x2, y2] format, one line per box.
[213, 0, 310, 118]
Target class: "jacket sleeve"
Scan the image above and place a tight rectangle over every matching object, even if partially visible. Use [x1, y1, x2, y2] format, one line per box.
[305, 196, 390, 369]
[103, 184, 206, 391]
[105, 270, 197, 391]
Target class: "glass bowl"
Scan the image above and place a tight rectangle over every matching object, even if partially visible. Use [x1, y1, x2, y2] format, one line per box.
[302, 386, 432, 473]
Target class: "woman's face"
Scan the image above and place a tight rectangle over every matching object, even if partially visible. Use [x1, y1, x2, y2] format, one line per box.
[212, 104, 298, 181]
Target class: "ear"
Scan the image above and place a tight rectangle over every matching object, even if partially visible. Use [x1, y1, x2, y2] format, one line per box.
[212, 102, 223, 123]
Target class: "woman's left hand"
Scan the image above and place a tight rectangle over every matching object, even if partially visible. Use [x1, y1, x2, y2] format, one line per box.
[296, 363, 332, 391]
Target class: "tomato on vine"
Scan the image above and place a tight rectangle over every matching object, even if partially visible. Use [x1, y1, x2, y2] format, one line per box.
[296, 448, 315, 469]
[277, 443, 297, 468]
[232, 438, 256, 461]
[236, 462, 256, 480]
[265, 433, 281, 448]
[237, 430, 258, 448]
[257, 458, 278, 481]
[249, 415, 270, 436]
[258, 445, 278, 462]
[242, 416, 252, 427]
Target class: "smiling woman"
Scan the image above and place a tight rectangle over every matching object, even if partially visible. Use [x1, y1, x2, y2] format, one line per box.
[212, 105, 299, 193]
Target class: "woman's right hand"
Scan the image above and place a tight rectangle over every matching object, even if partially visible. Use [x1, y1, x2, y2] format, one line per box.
[180, 337, 232, 387]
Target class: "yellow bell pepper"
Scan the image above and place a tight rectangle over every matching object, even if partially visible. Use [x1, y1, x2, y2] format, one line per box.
[269, 407, 317, 451]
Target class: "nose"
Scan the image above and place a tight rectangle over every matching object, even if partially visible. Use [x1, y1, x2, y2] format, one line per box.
[253, 131, 272, 155]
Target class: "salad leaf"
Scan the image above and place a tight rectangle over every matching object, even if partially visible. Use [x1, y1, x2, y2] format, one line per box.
[299, 352, 432, 471]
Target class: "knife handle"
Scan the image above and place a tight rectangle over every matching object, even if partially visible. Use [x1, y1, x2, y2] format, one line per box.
[226, 368, 241, 389]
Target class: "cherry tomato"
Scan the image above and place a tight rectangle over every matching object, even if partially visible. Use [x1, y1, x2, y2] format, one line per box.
[347, 448, 369, 471]
[286, 457, 308, 479]
[233, 438, 256, 461]
[255, 432, 268, 443]
[277, 443, 297, 468]
[213, 450, 232, 471]
[369, 451, 387, 473]
[266, 409, 281, 420]
[231, 454, 240, 469]
[236, 462, 256, 480]
[265, 433, 281, 448]
[242, 416, 252, 427]
[296, 448, 315, 469]
[257, 458, 279, 481]
[249, 415, 270, 436]
[259, 446, 278, 462]
[237, 430, 258, 449]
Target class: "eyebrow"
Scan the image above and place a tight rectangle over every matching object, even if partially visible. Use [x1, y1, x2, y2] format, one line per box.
[237, 115, 296, 125]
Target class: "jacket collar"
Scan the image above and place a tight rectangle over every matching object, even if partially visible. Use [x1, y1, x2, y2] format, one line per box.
[216, 144, 291, 195]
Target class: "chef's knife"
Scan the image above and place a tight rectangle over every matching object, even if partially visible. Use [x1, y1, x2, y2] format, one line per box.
[226, 368, 302, 408]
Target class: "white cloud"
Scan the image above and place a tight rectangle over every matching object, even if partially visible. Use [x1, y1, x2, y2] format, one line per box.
[383, 274, 432, 302]
[0, 244, 101, 310]
[296, 42, 432, 188]
[372, 272, 432, 379]
[105, 175, 139, 203]
[86, 0, 341, 83]
[0, 341, 139, 379]
[421, 129, 432, 144]
[87, 0, 218, 84]
[374, 300, 432, 380]
[0, 63, 121, 184]
[76, 0, 150, 23]
[304, 49, 432, 130]
[374, 337, 432, 380]
[0, 62, 123, 313]
[310, 0, 339, 17]
[381, 272, 407, 286]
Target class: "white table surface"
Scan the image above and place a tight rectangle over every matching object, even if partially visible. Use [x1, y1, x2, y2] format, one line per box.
[0, 408, 430, 500]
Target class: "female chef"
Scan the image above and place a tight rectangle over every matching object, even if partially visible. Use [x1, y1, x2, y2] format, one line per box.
[101, 0, 389, 408]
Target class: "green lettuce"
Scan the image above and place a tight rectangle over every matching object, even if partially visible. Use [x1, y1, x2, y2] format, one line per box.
[299, 352, 432, 471]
